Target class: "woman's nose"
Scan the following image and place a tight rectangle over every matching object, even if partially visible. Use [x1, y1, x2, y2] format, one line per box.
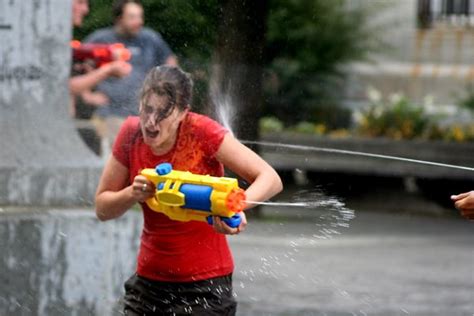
[146, 113, 157, 126]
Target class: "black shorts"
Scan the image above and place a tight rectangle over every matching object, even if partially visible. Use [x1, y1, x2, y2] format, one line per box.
[123, 273, 237, 315]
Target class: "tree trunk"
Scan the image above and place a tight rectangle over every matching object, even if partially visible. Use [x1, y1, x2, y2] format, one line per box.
[211, 0, 267, 143]
[210, 0, 268, 218]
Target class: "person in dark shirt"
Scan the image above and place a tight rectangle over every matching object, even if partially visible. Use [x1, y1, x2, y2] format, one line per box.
[70, 0, 132, 154]
[84, 0, 177, 150]
[70, 0, 131, 97]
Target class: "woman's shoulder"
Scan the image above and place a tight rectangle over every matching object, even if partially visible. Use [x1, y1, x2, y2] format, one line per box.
[186, 112, 222, 129]
[112, 116, 141, 167]
[115, 116, 141, 146]
[122, 116, 141, 132]
[183, 112, 228, 155]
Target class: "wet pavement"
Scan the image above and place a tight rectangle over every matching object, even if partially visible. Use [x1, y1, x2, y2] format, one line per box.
[0, 204, 473, 315]
[231, 207, 474, 316]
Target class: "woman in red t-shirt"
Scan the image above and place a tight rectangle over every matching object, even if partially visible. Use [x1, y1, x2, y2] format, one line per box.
[95, 65, 283, 315]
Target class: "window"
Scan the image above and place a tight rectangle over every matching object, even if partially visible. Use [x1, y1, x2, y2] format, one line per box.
[418, 0, 474, 28]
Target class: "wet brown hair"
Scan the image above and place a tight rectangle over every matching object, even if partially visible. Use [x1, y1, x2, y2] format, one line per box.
[139, 66, 193, 119]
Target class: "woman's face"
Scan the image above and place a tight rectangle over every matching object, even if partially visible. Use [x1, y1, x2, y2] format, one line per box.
[139, 93, 187, 155]
[72, 0, 89, 27]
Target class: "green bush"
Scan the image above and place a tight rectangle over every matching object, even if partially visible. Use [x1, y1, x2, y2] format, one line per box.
[355, 91, 474, 142]
[358, 96, 431, 140]
[292, 121, 316, 134]
[263, 0, 379, 127]
[457, 85, 474, 112]
[259, 116, 284, 133]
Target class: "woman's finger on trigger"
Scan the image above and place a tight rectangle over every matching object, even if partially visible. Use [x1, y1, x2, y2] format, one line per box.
[233, 225, 240, 235]
[220, 219, 233, 233]
[213, 216, 223, 231]
[218, 217, 235, 233]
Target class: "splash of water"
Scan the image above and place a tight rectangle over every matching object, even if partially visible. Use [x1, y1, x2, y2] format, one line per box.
[214, 95, 236, 137]
[246, 201, 311, 207]
[243, 140, 474, 172]
[237, 188, 356, 298]
[293, 188, 355, 227]
[246, 199, 346, 210]
[247, 188, 355, 230]
[210, 82, 236, 137]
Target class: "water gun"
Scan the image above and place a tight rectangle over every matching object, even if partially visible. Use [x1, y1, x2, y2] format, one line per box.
[141, 163, 246, 228]
[71, 40, 131, 68]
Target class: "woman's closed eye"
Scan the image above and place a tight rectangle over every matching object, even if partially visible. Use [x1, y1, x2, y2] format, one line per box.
[142, 104, 173, 122]
[143, 105, 154, 114]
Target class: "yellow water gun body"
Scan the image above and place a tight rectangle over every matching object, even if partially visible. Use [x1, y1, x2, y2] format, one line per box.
[141, 163, 245, 228]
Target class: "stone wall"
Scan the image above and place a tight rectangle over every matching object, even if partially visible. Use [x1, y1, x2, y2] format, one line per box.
[0, 0, 102, 206]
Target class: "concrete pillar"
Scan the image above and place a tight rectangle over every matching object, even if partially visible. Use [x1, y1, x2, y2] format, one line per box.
[0, 0, 102, 206]
[0, 3, 138, 315]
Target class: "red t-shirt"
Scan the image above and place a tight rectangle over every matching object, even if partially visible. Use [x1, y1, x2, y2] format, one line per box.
[112, 112, 234, 282]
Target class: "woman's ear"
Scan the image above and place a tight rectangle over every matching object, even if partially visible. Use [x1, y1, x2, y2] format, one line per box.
[172, 108, 188, 127]
[178, 106, 190, 121]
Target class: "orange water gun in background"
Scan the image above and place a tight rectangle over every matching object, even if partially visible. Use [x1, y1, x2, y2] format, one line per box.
[71, 40, 132, 68]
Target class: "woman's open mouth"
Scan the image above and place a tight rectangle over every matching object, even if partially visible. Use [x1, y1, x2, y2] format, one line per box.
[145, 129, 159, 139]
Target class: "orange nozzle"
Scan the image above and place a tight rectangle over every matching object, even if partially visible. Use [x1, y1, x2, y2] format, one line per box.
[120, 48, 132, 61]
[70, 40, 81, 49]
[226, 188, 246, 213]
[111, 43, 125, 49]
[111, 43, 131, 61]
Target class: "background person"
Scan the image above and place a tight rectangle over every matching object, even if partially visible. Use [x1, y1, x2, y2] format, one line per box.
[70, 0, 132, 154]
[70, 0, 131, 99]
[84, 0, 177, 154]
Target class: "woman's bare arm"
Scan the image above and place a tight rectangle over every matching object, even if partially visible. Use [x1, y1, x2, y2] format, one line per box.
[216, 133, 283, 209]
[95, 155, 154, 221]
